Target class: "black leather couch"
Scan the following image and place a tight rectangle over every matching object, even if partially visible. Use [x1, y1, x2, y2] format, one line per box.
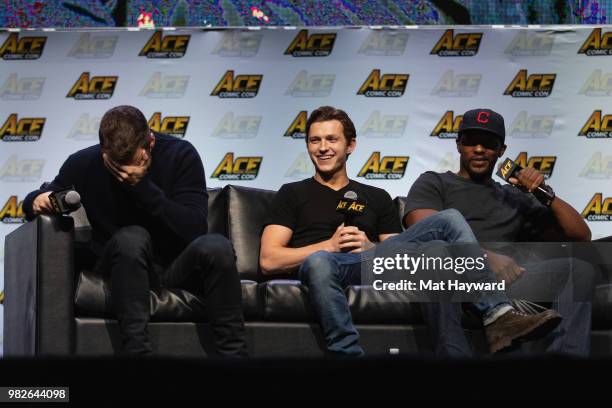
[4, 185, 612, 357]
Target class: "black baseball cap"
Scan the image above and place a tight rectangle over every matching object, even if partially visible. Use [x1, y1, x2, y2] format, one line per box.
[458, 108, 505, 143]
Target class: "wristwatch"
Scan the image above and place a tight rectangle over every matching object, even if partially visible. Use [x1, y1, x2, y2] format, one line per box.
[536, 183, 556, 207]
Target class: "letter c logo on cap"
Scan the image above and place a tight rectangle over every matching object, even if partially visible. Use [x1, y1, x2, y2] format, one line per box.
[477, 111, 490, 123]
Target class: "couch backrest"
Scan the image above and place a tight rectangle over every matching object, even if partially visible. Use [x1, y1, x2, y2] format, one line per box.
[224, 185, 276, 281]
[207, 187, 226, 236]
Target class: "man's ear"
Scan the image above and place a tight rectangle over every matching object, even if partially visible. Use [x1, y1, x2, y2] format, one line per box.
[498, 144, 507, 157]
[347, 137, 356, 155]
[456, 138, 461, 154]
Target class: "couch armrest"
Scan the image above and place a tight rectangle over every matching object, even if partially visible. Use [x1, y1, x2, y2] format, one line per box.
[4, 215, 75, 356]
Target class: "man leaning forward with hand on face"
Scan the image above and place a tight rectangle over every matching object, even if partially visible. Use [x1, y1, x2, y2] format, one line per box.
[23, 105, 248, 357]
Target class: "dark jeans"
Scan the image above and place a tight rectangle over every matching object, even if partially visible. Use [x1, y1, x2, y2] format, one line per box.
[298, 209, 509, 357]
[94, 225, 248, 357]
[420, 257, 597, 357]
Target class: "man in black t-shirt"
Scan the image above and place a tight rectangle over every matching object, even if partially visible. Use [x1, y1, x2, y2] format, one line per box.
[405, 108, 597, 356]
[261, 106, 561, 357]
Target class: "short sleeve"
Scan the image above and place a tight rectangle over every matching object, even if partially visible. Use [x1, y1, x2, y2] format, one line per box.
[404, 171, 445, 214]
[263, 184, 299, 231]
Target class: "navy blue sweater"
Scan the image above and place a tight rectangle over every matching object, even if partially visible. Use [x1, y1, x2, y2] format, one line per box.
[23, 133, 208, 262]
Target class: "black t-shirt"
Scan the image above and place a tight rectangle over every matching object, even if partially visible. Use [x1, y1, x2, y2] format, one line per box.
[264, 177, 402, 248]
[405, 171, 549, 243]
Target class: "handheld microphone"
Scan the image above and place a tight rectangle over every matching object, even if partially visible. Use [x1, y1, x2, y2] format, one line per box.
[496, 158, 555, 206]
[335, 190, 366, 227]
[49, 186, 82, 214]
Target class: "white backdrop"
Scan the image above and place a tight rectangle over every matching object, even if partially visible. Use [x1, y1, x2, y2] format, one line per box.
[1, 26, 611, 351]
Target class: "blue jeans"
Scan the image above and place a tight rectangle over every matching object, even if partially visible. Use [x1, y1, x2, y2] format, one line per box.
[508, 257, 595, 356]
[420, 256, 597, 357]
[298, 208, 509, 356]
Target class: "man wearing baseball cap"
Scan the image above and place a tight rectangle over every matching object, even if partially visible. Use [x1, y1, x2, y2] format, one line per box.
[404, 108, 597, 356]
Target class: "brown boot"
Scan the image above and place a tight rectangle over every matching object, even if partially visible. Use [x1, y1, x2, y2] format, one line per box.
[485, 309, 562, 353]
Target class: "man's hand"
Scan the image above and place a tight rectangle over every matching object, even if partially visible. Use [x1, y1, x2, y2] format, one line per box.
[508, 167, 545, 193]
[32, 191, 53, 215]
[103, 152, 151, 185]
[485, 251, 525, 284]
[327, 224, 374, 253]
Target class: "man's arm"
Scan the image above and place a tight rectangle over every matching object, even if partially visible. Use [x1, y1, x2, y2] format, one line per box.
[402, 171, 445, 229]
[260, 224, 374, 275]
[23, 154, 79, 220]
[545, 196, 591, 241]
[405, 208, 524, 283]
[511, 167, 591, 242]
[260, 225, 332, 275]
[402, 209, 438, 229]
[379, 233, 398, 241]
[124, 145, 208, 245]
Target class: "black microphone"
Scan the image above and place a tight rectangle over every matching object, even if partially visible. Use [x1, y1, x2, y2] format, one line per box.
[48, 186, 82, 214]
[335, 190, 366, 227]
[496, 157, 555, 205]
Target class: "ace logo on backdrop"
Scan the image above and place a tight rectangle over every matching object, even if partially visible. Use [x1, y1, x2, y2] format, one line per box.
[505, 31, 554, 56]
[148, 112, 189, 138]
[0, 114, 45, 142]
[579, 111, 612, 138]
[580, 153, 612, 179]
[0, 196, 25, 224]
[284, 30, 336, 57]
[358, 31, 409, 56]
[360, 111, 408, 138]
[0, 33, 46, 60]
[436, 152, 458, 173]
[582, 193, 612, 221]
[357, 70, 409, 97]
[284, 111, 308, 139]
[504, 70, 556, 97]
[431, 70, 481, 97]
[514, 152, 556, 179]
[431, 111, 462, 138]
[0, 155, 44, 182]
[285, 152, 314, 179]
[286, 71, 335, 97]
[211, 71, 262, 98]
[578, 28, 612, 56]
[430, 29, 482, 57]
[579, 70, 612, 96]
[69, 33, 118, 59]
[139, 31, 190, 58]
[357, 152, 409, 180]
[67, 72, 118, 100]
[212, 153, 262, 180]
[508, 112, 555, 138]
[67, 113, 100, 140]
[140, 72, 189, 98]
[0, 73, 45, 100]
[212, 32, 262, 57]
[212, 113, 261, 139]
